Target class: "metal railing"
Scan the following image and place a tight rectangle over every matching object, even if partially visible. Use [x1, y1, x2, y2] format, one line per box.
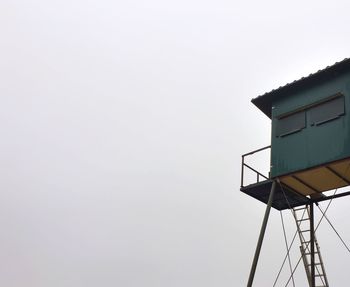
[241, 145, 271, 187]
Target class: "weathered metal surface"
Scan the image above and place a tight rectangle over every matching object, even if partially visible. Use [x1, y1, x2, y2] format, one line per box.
[254, 61, 350, 179]
[251, 58, 350, 118]
[240, 179, 309, 210]
[247, 181, 276, 287]
[270, 70, 350, 178]
[242, 58, 350, 199]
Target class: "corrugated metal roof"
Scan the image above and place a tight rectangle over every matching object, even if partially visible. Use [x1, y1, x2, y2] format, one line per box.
[251, 58, 350, 118]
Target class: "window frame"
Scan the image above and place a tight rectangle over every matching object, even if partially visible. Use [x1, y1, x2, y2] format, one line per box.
[309, 94, 345, 126]
[275, 93, 345, 138]
[276, 110, 306, 137]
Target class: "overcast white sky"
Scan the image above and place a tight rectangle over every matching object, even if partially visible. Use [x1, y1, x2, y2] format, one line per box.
[1, 0, 350, 286]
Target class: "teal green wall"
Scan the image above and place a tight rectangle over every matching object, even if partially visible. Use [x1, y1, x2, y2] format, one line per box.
[271, 71, 350, 178]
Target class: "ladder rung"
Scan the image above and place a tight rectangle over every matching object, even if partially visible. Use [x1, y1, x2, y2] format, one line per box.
[294, 207, 308, 211]
[304, 252, 319, 255]
[307, 262, 322, 266]
[293, 206, 328, 285]
[297, 218, 309, 222]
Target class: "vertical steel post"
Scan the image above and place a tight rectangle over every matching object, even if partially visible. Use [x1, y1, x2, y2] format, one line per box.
[241, 156, 244, 187]
[310, 202, 315, 287]
[247, 181, 276, 287]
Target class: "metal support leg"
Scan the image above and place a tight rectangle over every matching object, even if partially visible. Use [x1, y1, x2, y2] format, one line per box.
[310, 202, 315, 287]
[247, 181, 276, 287]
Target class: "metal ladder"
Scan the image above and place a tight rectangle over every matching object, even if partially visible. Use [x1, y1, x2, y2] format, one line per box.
[293, 206, 329, 287]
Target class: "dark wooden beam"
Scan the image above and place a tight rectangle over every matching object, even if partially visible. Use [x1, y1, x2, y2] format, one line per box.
[292, 175, 321, 193]
[325, 166, 350, 185]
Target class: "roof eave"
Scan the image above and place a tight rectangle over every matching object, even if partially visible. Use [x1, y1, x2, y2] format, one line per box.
[251, 58, 350, 120]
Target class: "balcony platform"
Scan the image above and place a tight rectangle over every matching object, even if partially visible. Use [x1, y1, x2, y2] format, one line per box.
[240, 179, 310, 210]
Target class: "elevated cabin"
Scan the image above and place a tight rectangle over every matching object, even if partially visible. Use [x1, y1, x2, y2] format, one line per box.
[241, 59, 350, 210]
